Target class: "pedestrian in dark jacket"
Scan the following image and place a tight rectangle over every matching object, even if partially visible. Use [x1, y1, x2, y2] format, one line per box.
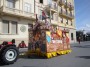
[78, 37, 81, 44]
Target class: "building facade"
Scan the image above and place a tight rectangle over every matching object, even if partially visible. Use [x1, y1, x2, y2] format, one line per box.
[0, 0, 76, 46]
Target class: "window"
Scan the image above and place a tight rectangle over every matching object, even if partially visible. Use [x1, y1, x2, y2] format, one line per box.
[11, 21, 17, 34]
[66, 9, 68, 14]
[2, 20, 9, 34]
[61, 18, 63, 23]
[54, 3, 57, 9]
[59, 7, 61, 12]
[66, 19, 68, 25]
[7, 0, 15, 8]
[71, 33, 74, 40]
[70, 11, 72, 16]
[40, 0, 43, 4]
[24, 3, 31, 12]
[2, 20, 18, 34]
[51, 14, 54, 20]
[71, 20, 73, 26]
[28, 24, 33, 31]
[65, 0, 67, 4]
[39, 9, 42, 20]
[48, 0, 52, 5]
[54, 14, 58, 21]
[65, 0, 67, 3]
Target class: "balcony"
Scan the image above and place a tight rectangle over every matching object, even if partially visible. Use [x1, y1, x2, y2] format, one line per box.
[0, 6, 36, 20]
[59, 9, 66, 16]
[42, 16, 58, 25]
[68, 13, 74, 19]
[58, 0, 65, 6]
[50, 16, 58, 25]
[51, 20, 58, 25]
[52, 0, 58, 1]
[45, 4, 58, 13]
[69, 5, 74, 10]
[64, 2, 70, 8]
[59, 9, 74, 19]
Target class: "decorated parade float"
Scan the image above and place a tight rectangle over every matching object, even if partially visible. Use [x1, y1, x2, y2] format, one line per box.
[27, 14, 71, 58]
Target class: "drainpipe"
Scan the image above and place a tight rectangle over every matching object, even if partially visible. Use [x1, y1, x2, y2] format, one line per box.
[3, 0, 5, 7]
[50, 9, 51, 23]
[34, 0, 35, 13]
[0, 0, 1, 7]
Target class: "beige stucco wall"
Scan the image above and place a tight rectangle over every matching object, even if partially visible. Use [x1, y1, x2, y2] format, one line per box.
[0, 0, 35, 46]
[0, 15, 35, 46]
[0, 0, 34, 13]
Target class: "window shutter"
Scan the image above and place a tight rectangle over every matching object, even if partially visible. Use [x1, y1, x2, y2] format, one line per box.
[11, 21, 17, 34]
[2, 20, 9, 34]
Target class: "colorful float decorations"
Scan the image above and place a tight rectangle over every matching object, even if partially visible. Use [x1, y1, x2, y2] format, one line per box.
[46, 31, 51, 43]
[56, 29, 62, 38]
[27, 14, 71, 59]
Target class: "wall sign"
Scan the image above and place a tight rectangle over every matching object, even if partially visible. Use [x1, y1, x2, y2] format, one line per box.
[20, 25, 26, 32]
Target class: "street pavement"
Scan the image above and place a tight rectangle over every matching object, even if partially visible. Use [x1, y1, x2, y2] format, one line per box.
[0, 41, 90, 67]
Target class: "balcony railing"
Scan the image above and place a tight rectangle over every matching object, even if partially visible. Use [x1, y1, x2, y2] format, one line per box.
[50, 4, 58, 10]
[69, 5, 74, 10]
[0, 6, 36, 20]
[58, 0, 65, 6]
[37, 14, 43, 21]
[64, 2, 71, 8]
[51, 20, 58, 25]
[52, 0, 58, 1]
[68, 13, 74, 18]
[46, 3, 58, 12]
[59, 9, 74, 19]
[59, 9, 65, 15]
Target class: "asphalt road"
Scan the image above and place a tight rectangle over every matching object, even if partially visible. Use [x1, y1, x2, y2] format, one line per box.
[0, 41, 90, 67]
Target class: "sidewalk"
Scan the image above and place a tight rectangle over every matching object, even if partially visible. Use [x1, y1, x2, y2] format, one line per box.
[19, 48, 28, 55]
[71, 41, 90, 45]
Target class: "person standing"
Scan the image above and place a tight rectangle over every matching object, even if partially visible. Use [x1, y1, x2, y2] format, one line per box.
[78, 37, 81, 44]
[18, 41, 27, 48]
[12, 39, 15, 45]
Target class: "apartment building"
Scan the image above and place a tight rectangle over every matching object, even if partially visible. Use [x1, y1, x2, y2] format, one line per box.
[37, 0, 76, 43]
[0, 0, 76, 46]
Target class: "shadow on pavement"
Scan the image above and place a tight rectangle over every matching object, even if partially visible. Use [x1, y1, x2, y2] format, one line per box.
[0, 56, 46, 66]
[23, 66, 48, 67]
[0, 63, 4, 66]
[76, 56, 90, 59]
[19, 55, 47, 59]
[0, 62, 11, 66]
[72, 45, 90, 48]
[0, 61, 6, 66]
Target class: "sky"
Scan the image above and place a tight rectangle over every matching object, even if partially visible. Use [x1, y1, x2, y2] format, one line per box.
[74, 0, 90, 32]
